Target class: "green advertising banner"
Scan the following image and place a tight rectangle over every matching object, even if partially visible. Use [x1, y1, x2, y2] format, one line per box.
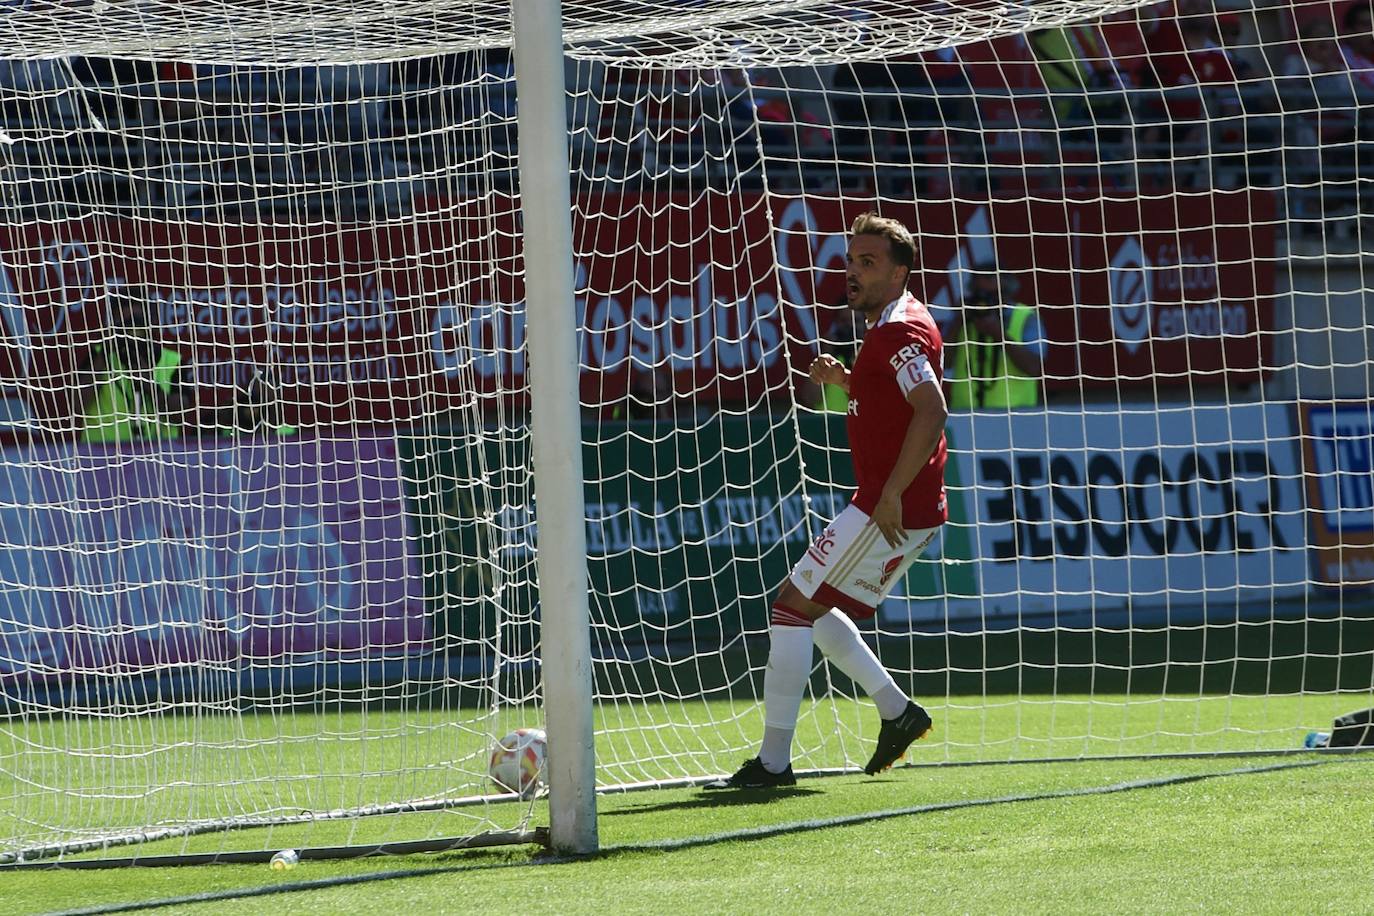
[400, 413, 975, 655]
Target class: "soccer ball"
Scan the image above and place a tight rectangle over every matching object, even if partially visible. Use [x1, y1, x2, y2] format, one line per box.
[488, 727, 547, 798]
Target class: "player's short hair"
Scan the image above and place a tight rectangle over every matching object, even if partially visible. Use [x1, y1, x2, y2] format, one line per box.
[850, 212, 916, 271]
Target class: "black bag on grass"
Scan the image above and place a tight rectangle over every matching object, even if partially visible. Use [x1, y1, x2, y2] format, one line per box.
[1330, 707, 1374, 748]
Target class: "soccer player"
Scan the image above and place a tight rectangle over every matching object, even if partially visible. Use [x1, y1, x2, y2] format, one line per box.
[706, 212, 948, 789]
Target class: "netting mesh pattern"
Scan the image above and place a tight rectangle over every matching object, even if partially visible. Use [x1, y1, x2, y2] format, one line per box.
[5, 0, 1156, 65]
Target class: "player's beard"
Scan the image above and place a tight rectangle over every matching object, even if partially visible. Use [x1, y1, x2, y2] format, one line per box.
[846, 279, 885, 319]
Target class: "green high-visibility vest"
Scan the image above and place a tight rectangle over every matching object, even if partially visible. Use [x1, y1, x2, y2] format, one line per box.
[818, 353, 853, 413]
[947, 304, 1041, 410]
[82, 347, 184, 443]
[821, 382, 849, 413]
[1029, 26, 1104, 120]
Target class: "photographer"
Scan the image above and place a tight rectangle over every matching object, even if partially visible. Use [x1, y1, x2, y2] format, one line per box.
[79, 288, 191, 444]
[944, 262, 1044, 410]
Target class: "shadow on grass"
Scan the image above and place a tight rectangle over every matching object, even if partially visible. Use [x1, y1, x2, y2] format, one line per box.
[426, 846, 538, 866]
[601, 786, 823, 816]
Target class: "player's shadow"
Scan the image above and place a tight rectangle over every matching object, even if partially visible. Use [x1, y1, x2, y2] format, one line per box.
[602, 786, 823, 816]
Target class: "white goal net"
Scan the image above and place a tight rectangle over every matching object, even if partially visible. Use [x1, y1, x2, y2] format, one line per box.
[1, 0, 1371, 864]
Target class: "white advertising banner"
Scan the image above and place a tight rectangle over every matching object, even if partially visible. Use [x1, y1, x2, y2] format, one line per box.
[884, 402, 1309, 626]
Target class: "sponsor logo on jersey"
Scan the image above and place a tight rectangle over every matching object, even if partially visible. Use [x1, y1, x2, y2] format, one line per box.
[847, 399, 858, 416]
[888, 343, 926, 371]
[800, 569, 814, 584]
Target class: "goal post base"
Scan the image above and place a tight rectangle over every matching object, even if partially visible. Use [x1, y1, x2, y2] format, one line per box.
[0, 828, 551, 871]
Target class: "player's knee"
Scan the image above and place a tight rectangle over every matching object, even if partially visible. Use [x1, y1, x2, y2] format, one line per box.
[838, 605, 877, 623]
[770, 601, 815, 627]
[771, 581, 826, 626]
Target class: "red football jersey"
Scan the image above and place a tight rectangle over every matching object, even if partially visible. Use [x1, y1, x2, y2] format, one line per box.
[845, 292, 948, 529]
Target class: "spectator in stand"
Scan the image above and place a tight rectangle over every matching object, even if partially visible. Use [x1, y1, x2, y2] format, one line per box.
[1211, 11, 1269, 187]
[1339, 1, 1374, 86]
[153, 61, 204, 136]
[829, 61, 899, 185]
[916, 128, 954, 199]
[367, 147, 425, 219]
[592, 69, 650, 186]
[1337, 0, 1374, 233]
[1283, 17, 1371, 115]
[620, 360, 683, 422]
[943, 262, 1045, 411]
[1280, 15, 1373, 236]
[922, 46, 973, 125]
[1028, 23, 1130, 126]
[79, 288, 189, 444]
[749, 71, 832, 156]
[1326, 2, 1374, 98]
[69, 57, 159, 128]
[1214, 13, 1255, 79]
[1165, 8, 1241, 110]
[0, 58, 80, 128]
[1135, 2, 1243, 188]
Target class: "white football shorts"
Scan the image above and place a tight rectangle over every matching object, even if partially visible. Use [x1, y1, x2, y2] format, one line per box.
[788, 502, 939, 619]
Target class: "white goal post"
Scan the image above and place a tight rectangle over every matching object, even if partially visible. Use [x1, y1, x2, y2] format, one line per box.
[510, 0, 597, 856]
[0, 0, 1371, 867]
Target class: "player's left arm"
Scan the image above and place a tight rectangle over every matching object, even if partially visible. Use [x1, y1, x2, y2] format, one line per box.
[868, 340, 945, 549]
[872, 380, 947, 547]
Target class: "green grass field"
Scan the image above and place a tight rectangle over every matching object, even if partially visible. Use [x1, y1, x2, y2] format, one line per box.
[4, 692, 1372, 915]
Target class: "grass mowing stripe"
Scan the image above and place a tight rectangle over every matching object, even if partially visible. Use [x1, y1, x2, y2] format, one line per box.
[45, 856, 583, 916]
[30, 750, 1357, 872]
[46, 757, 1338, 916]
[599, 757, 1336, 853]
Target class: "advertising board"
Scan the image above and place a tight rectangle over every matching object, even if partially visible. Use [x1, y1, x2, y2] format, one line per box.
[0, 436, 428, 686]
[884, 402, 1310, 626]
[1298, 401, 1374, 586]
[0, 190, 1274, 430]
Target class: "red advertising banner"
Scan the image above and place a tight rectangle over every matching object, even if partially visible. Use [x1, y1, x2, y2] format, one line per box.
[776, 191, 1277, 392]
[0, 190, 1274, 430]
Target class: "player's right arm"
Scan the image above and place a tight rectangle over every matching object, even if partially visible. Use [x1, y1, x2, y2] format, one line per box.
[809, 353, 849, 392]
